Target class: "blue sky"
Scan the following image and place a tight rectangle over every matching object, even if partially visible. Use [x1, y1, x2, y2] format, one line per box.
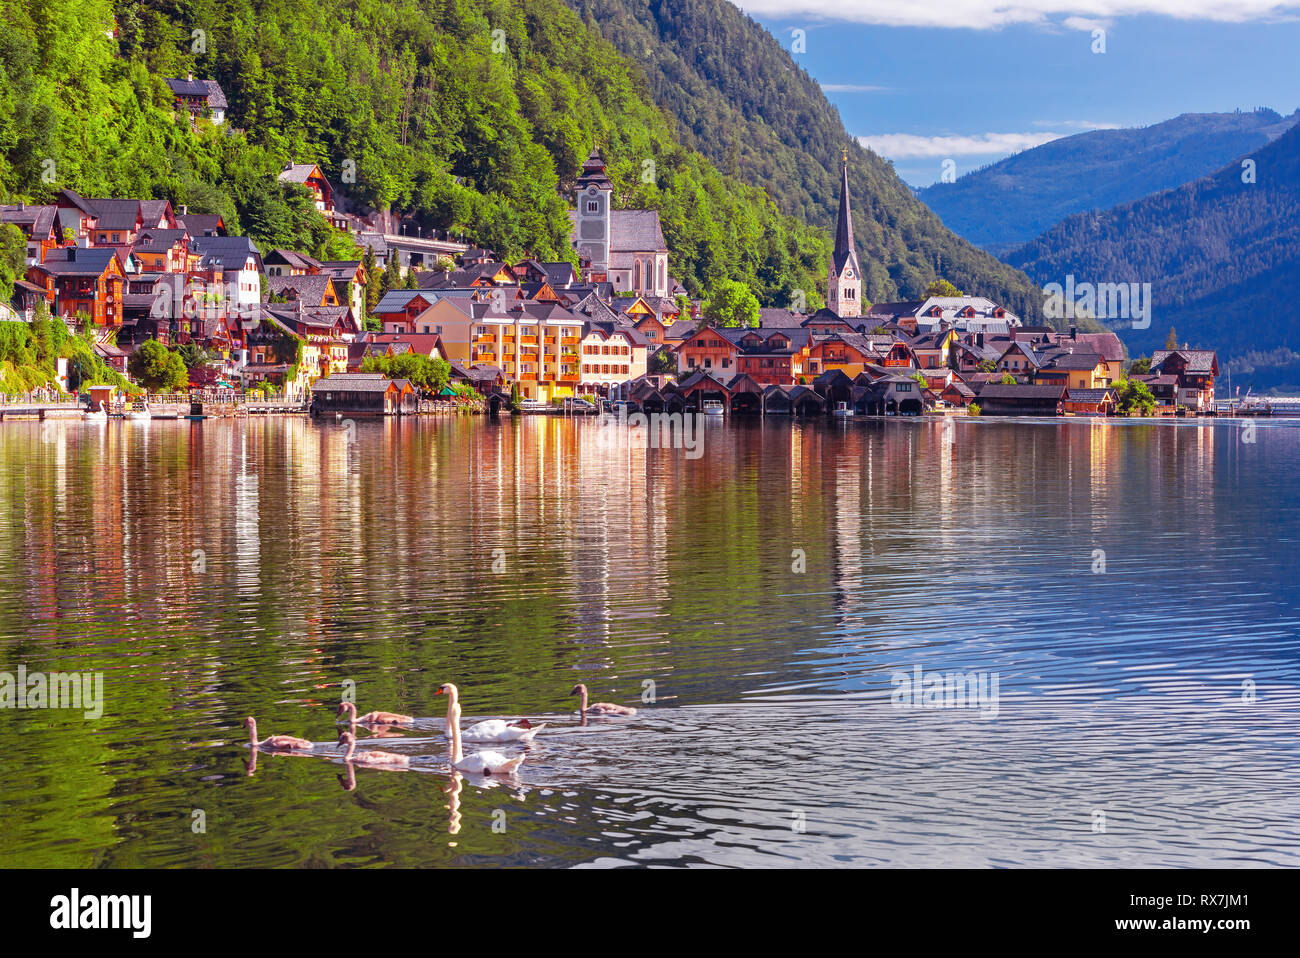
[737, 2, 1300, 186]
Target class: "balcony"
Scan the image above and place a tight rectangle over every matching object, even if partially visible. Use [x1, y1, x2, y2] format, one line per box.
[520, 336, 537, 345]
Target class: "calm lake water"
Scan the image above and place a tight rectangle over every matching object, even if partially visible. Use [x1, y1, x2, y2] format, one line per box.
[1, 414, 1298, 868]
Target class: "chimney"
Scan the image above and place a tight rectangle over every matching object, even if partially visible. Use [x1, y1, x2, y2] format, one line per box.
[976, 332, 984, 348]
[180, 205, 188, 216]
[1070, 324, 1077, 340]
[67, 247, 76, 262]
[187, 71, 194, 82]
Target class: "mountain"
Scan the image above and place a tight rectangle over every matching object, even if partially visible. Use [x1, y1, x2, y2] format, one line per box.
[918, 110, 1299, 256]
[0, 0, 831, 304]
[562, 0, 1060, 325]
[1006, 122, 1300, 390]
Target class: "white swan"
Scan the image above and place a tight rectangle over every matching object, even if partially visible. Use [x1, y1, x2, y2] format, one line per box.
[83, 405, 107, 422]
[461, 717, 546, 743]
[436, 683, 525, 775]
[128, 400, 151, 421]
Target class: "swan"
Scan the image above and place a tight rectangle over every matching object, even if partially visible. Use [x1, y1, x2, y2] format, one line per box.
[83, 405, 107, 422]
[461, 716, 546, 743]
[244, 716, 314, 751]
[128, 400, 151, 421]
[436, 683, 525, 775]
[571, 683, 637, 717]
[336, 701, 413, 727]
[337, 730, 409, 768]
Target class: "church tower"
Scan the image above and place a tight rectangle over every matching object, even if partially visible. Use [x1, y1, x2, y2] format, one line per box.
[828, 149, 862, 318]
[574, 148, 613, 281]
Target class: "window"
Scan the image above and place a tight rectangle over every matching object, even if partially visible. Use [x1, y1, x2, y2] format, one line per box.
[586, 201, 599, 213]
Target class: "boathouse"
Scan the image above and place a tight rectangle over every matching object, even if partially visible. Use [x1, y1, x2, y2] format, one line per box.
[976, 383, 1066, 416]
[310, 373, 415, 417]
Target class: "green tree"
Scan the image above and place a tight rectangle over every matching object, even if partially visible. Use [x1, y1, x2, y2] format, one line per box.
[703, 280, 760, 328]
[0, 224, 26, 302]
[1115, 378, 1157, 416]
[926, 279, 963, 298]
[1128, 356, 1152, 375]
[999, 371, 1016, 385]
[128, 340, 189, 393]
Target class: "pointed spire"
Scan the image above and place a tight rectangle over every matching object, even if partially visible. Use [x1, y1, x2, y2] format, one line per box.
[834, 151, 853, 260]
[832, 149, 859, 275]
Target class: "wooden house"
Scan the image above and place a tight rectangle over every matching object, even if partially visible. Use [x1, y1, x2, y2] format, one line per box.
[310, 373, 416, 416]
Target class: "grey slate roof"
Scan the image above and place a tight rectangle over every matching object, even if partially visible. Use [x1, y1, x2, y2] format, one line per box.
[189, 235, 258, 269]
[610, 210, 666, 252]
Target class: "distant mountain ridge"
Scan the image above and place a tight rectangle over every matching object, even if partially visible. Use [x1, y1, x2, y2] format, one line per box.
[919, 110, 1299, 255]
[1005, 121, 1300, 390]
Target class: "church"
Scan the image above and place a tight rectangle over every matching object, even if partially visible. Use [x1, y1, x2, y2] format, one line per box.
[827, 150, 862, 318]
[569, 149, 670, 298]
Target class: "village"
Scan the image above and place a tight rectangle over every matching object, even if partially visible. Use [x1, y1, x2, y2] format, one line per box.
[0, 77, 1220, 421]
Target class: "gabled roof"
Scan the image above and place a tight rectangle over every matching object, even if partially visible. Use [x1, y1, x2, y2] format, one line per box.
[178, 213, 225, 237]
[132, 229, 189, 252]
[267, 274, 334, 305]
[1, 203, 59, 238]
[1040, 350, 1105, 371]
[265, 249, 321, 271]
[1066, 388, 1116, 402]
[31, 247, 120, 276]
[373, 289, 435, 314]
[191, 235, 261, 269]
[610, 210, 666, 253]
[278, 163, 326, 185]
[85, 198, 142, 231]
[1152, 349, 1218, 374]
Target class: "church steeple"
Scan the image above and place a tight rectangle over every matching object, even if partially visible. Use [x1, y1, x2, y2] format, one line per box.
[828, 149, 862, 317]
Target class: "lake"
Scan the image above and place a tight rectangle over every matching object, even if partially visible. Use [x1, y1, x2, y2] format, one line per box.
[1, 414, 1298, 868]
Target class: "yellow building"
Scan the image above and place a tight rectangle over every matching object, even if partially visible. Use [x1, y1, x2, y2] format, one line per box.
[471, 304, 585, 402]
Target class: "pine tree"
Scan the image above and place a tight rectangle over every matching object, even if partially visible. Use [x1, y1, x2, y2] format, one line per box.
[1165, 326, 1179, 350]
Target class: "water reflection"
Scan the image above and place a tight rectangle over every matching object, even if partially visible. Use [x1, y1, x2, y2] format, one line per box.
[0, 416, 1297, 867]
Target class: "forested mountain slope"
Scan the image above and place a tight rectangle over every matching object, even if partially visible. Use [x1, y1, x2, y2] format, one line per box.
[0, 0, 830, 303]
[1007, 122, 1300, 388]
[563, 0, 1055, 323]
[919, 110, 1297, 255]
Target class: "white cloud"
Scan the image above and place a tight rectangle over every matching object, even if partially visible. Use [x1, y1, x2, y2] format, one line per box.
[820, 83, 890, 92]
[732, 1, 1300, 30]
[857, 131, 1066, 159]
[1062, 15, 1112, 31]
